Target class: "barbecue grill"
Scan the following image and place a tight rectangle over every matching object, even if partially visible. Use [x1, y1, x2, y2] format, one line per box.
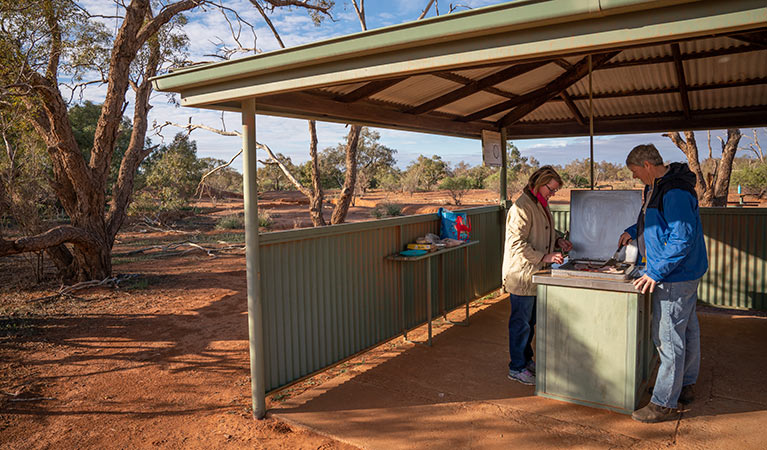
[551, 190, 642, 281]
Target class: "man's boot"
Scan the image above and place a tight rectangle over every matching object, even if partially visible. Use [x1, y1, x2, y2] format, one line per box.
[679, 384, 695, 404]
[632, 402, 679, 423]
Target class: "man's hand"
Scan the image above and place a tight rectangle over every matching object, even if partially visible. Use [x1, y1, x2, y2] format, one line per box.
[619, 232, 632, 247]
[556, 237, 573, 252]
[633, 274, 657, 294]
[542, 252, 565, 264]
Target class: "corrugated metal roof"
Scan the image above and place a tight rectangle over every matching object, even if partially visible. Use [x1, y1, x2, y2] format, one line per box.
[154, 0, 767, 139]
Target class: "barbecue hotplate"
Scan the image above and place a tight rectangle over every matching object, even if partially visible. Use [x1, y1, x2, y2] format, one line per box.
[551, 190, 642, 281]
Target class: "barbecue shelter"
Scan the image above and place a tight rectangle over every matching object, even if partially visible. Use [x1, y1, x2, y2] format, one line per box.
[152, 0, 767, 418]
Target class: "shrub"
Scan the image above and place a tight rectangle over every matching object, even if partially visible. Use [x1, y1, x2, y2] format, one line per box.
[370, 203, 403, 219]
[732, 163, 767, 198]
[439, 176, 474, 205]
[216, 214, 244, 230]
[258, 211, 273, 229]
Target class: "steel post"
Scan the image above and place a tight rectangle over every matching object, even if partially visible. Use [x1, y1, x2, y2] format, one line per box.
[242, 98, 266, 419]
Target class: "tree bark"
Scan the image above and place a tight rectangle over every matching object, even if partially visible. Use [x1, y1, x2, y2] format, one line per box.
[0, 0, 201, 281]
[307, 121, 326, 226]
[664, 129, 742, 207]
[711, 129, 741, 206]
[330, 125, 361, 224]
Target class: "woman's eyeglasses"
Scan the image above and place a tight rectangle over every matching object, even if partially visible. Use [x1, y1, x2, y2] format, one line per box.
[544, 183, 559, 194]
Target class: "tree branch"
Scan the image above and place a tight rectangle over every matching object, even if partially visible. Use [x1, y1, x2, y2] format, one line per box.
[417, 0, 436, 20]
[0, 226, 100, 257]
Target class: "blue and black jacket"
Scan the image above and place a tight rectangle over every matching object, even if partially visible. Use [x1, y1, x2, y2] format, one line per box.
[624, 162, 708, 283]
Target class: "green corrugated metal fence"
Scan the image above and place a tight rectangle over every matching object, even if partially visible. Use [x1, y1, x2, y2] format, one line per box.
[546, 205, 767, 311]
[258, 205, 503, 391]
[699, 208, 767, 310]
[256, 203, 765, 392]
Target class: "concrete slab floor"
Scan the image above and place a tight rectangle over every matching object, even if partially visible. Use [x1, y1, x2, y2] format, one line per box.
[270, 295, 767, 449]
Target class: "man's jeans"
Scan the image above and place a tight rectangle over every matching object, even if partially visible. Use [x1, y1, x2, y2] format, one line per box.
[508, 294, 536, 371]
[650, 278, 701, 408]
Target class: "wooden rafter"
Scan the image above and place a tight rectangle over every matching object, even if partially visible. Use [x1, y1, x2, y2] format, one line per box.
[600, 44, 762, 70]
[257, 91, 487, 137]
[432, 72, 518, 99]
[495, 51, 620, 128]
[566, 77, 767, 101]
[502, 106, 767, 139]
[554, 59, 573, 70]
[335, 77, 408, 103]
[671, 43, 692, 119]
[405, 61, 549, 115]
[729, 30, 767, 49]
[560, 91, 586, 126]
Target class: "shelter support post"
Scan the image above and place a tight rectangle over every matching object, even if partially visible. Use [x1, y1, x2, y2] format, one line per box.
[500, 128, 509, 209]
[242, 98, 266, 419]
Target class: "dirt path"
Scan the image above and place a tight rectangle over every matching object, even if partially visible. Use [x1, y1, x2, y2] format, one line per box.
[0, 254, 356, 449]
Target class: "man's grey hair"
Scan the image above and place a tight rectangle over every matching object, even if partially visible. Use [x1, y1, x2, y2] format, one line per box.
[626, 144, 664, 167]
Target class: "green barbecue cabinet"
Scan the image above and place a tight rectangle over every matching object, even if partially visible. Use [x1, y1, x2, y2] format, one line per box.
[533, 190, 656, 415]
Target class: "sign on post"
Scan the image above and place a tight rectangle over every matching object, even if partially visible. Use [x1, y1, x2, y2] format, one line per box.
[481, 130, 502, 167]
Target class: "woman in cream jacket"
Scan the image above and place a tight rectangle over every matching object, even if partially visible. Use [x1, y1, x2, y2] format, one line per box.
[502, 166, 572, 385]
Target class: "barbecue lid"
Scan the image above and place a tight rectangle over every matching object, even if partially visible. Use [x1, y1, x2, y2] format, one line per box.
[567, 190, 642, 262]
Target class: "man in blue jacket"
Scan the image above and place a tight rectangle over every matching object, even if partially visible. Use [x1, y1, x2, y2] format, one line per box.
[618, 144, 708, 423]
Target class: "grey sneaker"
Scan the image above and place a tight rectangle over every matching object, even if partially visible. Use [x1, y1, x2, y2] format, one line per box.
[526, 360, 536, 375]
[508, 368, 535, 385]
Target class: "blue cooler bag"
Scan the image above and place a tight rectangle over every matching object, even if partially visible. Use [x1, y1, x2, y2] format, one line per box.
[438, 207, 471, 241]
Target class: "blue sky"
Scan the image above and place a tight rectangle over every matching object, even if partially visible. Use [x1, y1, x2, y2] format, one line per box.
[76, 0, 765, 172]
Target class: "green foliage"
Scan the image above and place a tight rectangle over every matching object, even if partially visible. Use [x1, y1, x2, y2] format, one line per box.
[403, 155, 449, 192]
[199, 157, 243, 197]
[215, 211, 275, 230]
[131, 133, 204, 214]
[556, 159, 626, 188]
[376, 169, 403, 192]
[370, 203, 403, 219]
[304, 127, 399, 192]
[68, 101, 132, 195]
[356, 128, 397, 191]
[732, 162, 767, 197]
[216, 214, 244, 230]
[259, 153, 297, 192]
[439, 176, 473, 205]
[258, 211, 273, 230]
[0, 105, 60, 231]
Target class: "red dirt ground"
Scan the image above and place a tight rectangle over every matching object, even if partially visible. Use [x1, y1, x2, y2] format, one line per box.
[1, 188, 764, 449]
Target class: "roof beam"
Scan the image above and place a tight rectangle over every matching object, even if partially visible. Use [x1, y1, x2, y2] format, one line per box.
[405, 61, 549, 115]
[433, 72, 519, 99]
[729, 30, 767, 49]
[554, 59, 573, 71]
[335, 77, 408, 102]
[600, 44, 763, 70]
[503, 106, 767, 139]
[256, 91, 488, 138]
[497, 51, 620, 129]
[566, 77, 767, 101]
[560, 91, 586, 127]
[671, 43, 692, 120]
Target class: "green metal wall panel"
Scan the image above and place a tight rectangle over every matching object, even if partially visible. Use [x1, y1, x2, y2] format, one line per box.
[699, 208, 767, 311]
[258, 205, 503, 391]
[534, 204, 767, 311]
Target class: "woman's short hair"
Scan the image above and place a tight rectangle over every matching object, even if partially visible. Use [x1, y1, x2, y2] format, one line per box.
[526, 165, 563, 192]
[626, 144, 664, 167]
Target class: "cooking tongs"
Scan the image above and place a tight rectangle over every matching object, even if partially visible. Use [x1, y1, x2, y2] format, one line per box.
[602, 244, 623, 268]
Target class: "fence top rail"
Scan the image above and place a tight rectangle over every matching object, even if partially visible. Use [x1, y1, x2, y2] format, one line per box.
[259, 204, 502, 245]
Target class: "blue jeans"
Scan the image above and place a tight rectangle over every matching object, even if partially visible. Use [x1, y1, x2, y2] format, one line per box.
[508, 294, 536, 371]
[650, 278, 701, 408]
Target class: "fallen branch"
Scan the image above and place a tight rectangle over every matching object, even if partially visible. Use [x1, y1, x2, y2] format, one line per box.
[29, 274, 138, 302]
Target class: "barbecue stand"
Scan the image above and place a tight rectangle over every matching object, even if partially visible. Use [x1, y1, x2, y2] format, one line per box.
[533, 190, 656, 415]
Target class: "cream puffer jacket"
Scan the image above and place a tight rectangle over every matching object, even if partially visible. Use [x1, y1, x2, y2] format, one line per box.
[502, 190, 558, 296]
